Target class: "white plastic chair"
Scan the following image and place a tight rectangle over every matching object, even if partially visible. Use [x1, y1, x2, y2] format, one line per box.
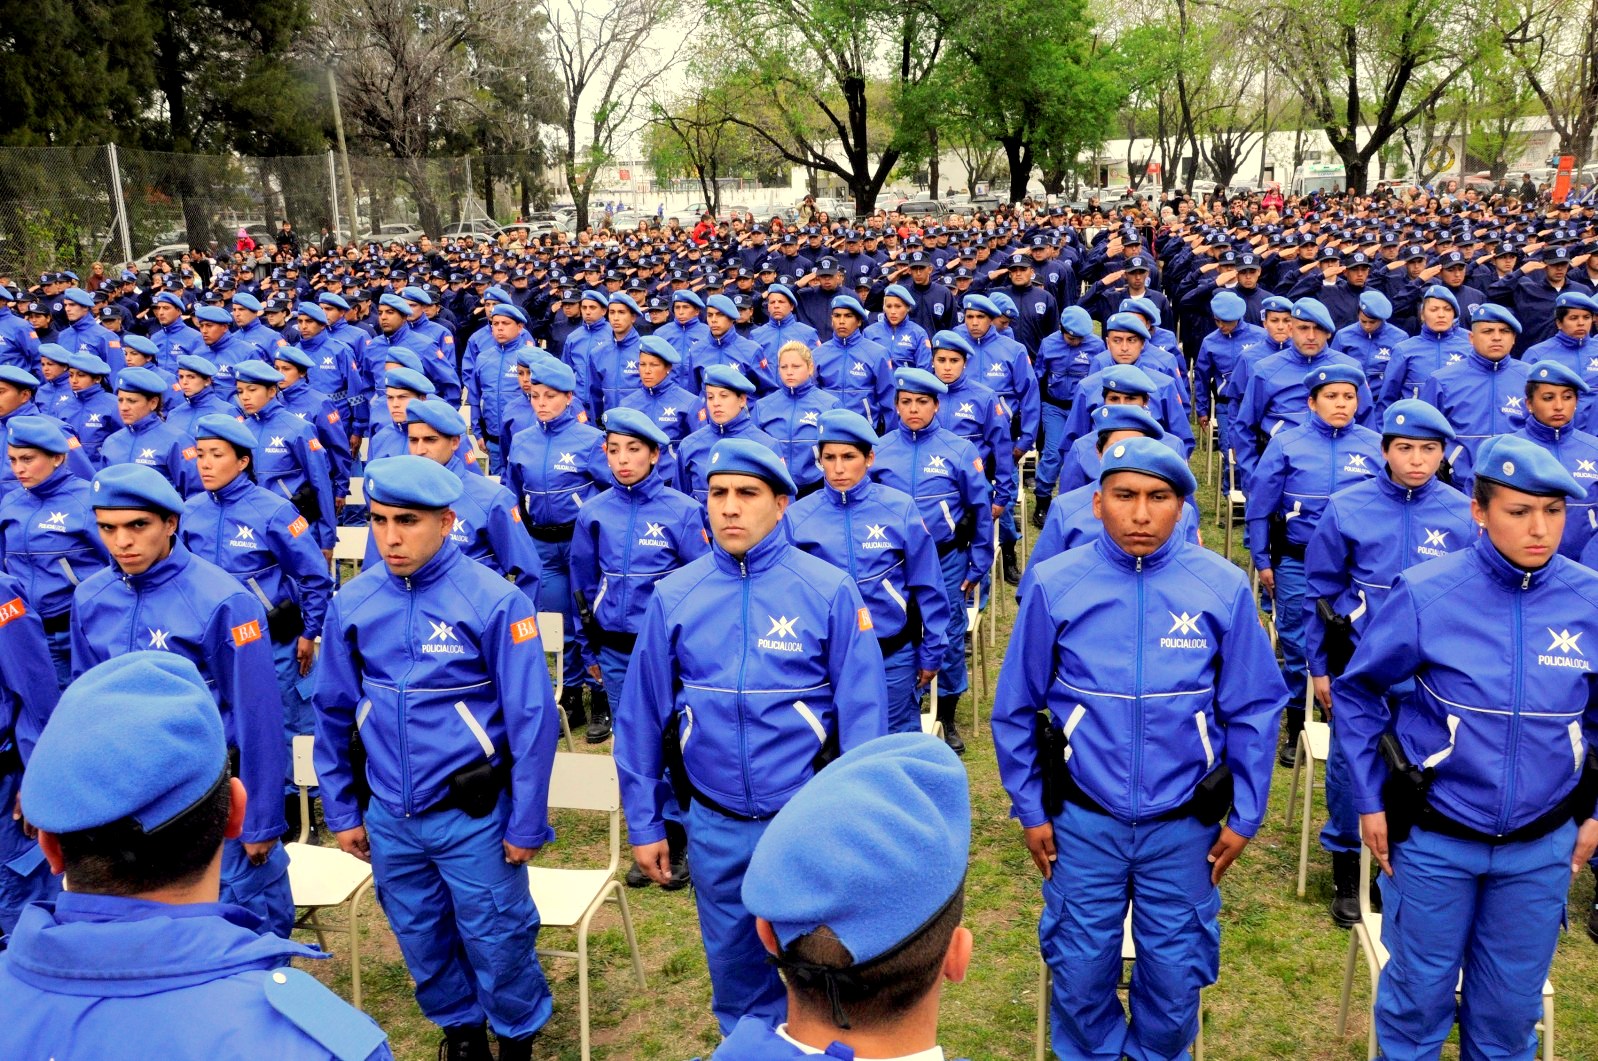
[1283, 679, 1329, 896]
[1337, 844, 1553, 1060]
[284, 735, 376, 1010]
[538, 611, 576, 751]
[332, 526, 368, 582]
[923, 675, 944, 738]
[526, 753, 646, 1061]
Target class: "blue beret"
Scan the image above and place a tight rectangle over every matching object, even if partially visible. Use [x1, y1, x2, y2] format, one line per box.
[483, 286, 513, 304]
[989, 292, 1018, 319]
[378, 293, 412, 315]
[23, 653, 227, 833]
[1474, 434, 1585, 499]
[405, 397, 469, 436]
[65, 351, 111, 376]
[232, 359, 285, 386]
[116, 367, 169, 396]
[1420, 285, 1460, 315]
[1209, 291, 1246, 322]
[62, 287, 95, 308]
[295, 302, 328, 325]
[527, 357, 576, 391]
[400, 285, 433, 306]
[1304, 362, 1366, 392]
[1555, 291, 1598, 314]
[743, 733, 968, 964]
[706, 294, 739, 319]
[376, 349, 420, 375]
[6, 414, 69, 453]
[383, 366, 435, 396]
[1099, 435, 1197, 496]
[192, 414, 258, 449]
[603, 407, 670, 449]
[608, 292, 642, 316]
[1382, 399, 1455, 440]
[123, 334, 160, 360]
[638, 334, 681, 365]
[894, 367, 947, 396]
[829, 294, 866, 319]
[489, 303, 528, 324]
[177, 354, 219, 378]
[931, 329, 976, 359]
[1100, 364, 1157, 397]
[1091, 402, 1164, 439]
[579, 289, 609, 307]
[317, 292, 350, 310]
[671, 289, 704, 310]
[365, 454, 464, 509]
[1359, 291, 1393, 321]
[1527, 359, 1591, 394]
[1291, 298, 1336, 334]
[91, 462, 184, 514]
[1059, 305, 1094, 338]
[231, 292, 262, 313]
[1104, 312, 1151, 341]
[0, 365, 39, 390]
[154, 291, 186, 309]
[516, 347, 551, 369]
[1120, 296, 1162, 327]
[765, 283, 797, 307]
[703, 364, 755, 395]
[882, 283, 916, 308]
[962, 293, 1000, 317]
[273, 344, 314, 372]
[1260, 295, 1294, 317]
[1470, 303, 1521, 334]
[193, 305, 231, 325]
[707, 437, 796, 495]
[817, 409, 878, 449]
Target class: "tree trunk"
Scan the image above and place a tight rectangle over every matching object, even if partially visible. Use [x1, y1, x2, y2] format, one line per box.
[483, 154, 497, 220]
[404, 157, 444, 237]
[928, 126, 940, 199]
[1003, 138, 1031, 203]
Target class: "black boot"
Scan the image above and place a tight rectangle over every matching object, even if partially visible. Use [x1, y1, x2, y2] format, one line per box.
[1001, 542, 1021, 585]
[660, 820, 690, 890]
[560, 686, 586, 731]
[438, 1023, 492, 1061]
[1331, 850, 1361, 927]
[1031, 491, 1052, 530]
[585, 685, 612, 743]
[1278, 707, 1304, 768]
[1588, 867, 1598, 944]
[496, 1034, 535, 1061]
[283, 793, 303, 844]
[936, 694, 965, 756]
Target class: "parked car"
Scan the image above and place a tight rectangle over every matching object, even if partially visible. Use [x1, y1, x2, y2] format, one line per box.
[897, 198, 946, 219]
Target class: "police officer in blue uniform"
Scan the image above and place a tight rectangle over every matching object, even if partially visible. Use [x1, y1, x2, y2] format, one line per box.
[273, 344, 354, 511]
[233, 359, 338, 557]
[71, 464, 291, 937]
[166, 354, 236, 437]
[1031, 305, 1106, 525]
[620, 334, 703, 450]
[1054, 400, 1191, 500]
[677, 365, 784, 502]
[100, 366, 198, 494]
[1379, 286, 1472, 414]
[1512, 361, 1598, 559]
[753, 341, 838, 497]
[788, 410, 950, 735]
[709, 733, 973, 1061]
[466, 303, 539, 472]
[0, 565, 60, 937]
[993, 438, 1286, 1061]
[1335, 435, 1598, 1061]
[615, 438, 888, 1034]
[0, 652, 391, 1060]
[1420, 304, 1533, 491]
[314, 455, 560, 1061]
[62, 350, 119, 466]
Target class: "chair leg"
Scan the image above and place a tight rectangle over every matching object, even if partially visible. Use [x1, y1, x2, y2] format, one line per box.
[1286, 751, 1303, 827]
[1035, 957, 1049, 1061]
[307, 907, 330, 952]
[577, 906, 594, 1061]
[1194, 993, 1204, 1061]
[1337, 927, 1359, 1036]
[613, 885, 646, 988]
[1297, 734, 1314, 897]
[1365, 935, 1381, 1060]
[1541, 992, 1553, 1061]
[349, 880, 372, 1010]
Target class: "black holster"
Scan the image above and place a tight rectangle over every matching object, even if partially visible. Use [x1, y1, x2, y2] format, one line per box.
[1036, 713, 1067, 818]
[439, 759, 510, 818]
[662, 712, 692, 813]
[348, 732, 372, 811]
[1316, 598, 1355, 676]
[266, 598, 305, 644]
[1379, 732, 1432, 843]
[952, 510, 978, 551]
[1189, 764, 1235, 826]
[290, 482, 322, 524]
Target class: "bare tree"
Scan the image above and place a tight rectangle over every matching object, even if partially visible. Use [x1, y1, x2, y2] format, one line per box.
[1501, 0, 1598, 162]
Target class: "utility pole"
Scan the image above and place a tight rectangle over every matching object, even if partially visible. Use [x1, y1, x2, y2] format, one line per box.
[328, 68, 361, 241]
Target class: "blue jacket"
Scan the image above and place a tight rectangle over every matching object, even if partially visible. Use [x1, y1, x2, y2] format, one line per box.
[1334, 538, 1598, 832]
[812, 330, 894, 424]
[619, 377, 703, 446]
[1245, 416, 1383, 571]
[753, 379, 838, 492]
[165, 386, 236, 439]
[1303, 471, 1473, 676]
[1232, 348, 1375, 485]
[1063, 364, 1194, 455]
[931, 374, 1016, 507]
[1419, 352, 1532, 488]
[1331, 320, 1411, 395]
[993, 531, 1287, 835]
[1193, 322, 1269, 420]
[676, 411, 784, 503]
[462, 333, 534, 446]
[580, 327, 643, 420]
[0, 570, 59, 761]
[0, 306, 41, 371]
[1523, 330, 1598, 433]
[297, 330, 361, 412]
[278, 380, 353, 501]
[181, 472, 333, 641]
[560, 319, 609, 378]
[960, 326, 1041, 446]
[614, 526, 888, 842]
[503, 404, 609, 527]
[862, 316, 930, 371]
[241, 399, 337, 550]
[871, 422, 994, 585]
[202, 330, 253, 388]
[1378, 326, 1473, 412]
[70, 543, 284, 844]
[360, 322, 458, 403]
[1086, 345, 1190, 406]
[654, 318, 710, 363]
[787, 475, 951, 671]
[1512, 415, 1598, 559]
[64, 385, 119, 467]
[0, 892, 390, 1061]
[1025, 482, 1199, 579]
[1034, 331, 1105, 409]
[750, 316, 819, 366]
[313, 540, 559, 846]
[570, 468, 708, 641]
[685, 330, 770, 393]
[100, 411, 199, 495]
[149, 319, 205, 373]
[0, 464, 110, 618]
[64, 316, 124, 372]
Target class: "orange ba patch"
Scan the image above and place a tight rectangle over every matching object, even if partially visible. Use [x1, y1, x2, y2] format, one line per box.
[182, 446, 198, 460]
[287, 515, 309, 538]
[972, 459, 984, 471]
[231, 620, 263, 646]
[307, 438, 323, 451]
[0, 596, 26, 627]
[67, 437, 81, 449]
[857, 607, 874, 632]
[511, 616, 539, 644]
[327, 410, 341, 424]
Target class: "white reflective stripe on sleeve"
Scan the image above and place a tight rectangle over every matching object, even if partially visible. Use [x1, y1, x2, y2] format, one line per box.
[793, 700, 826, 743]
[1420, 715, 1460, 770]
[1348, 588, 1368, 624]
[591, 576, 608, 616]
[1269, 419, 1283, 436]
[1284, 498, 1303, 521]
[1195, 711, 1215, 769]
[355, 699, 373, 731]
[57, 558, 78, 585]
[1061, 703, 1086, 762]
[1570, 720, 1584, 774]
[454, 701, 496, 758]
[881, 577, 909, 613]
[938, 500, 957, 531]
[681, 705, 693, 749]
[1448, 444, 1464, 467]
[1589, 508, 1596, 531]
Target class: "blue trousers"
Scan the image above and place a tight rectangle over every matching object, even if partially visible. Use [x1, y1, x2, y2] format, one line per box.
[530, 536, 584, 688]
[43, 624, 71, 691]
[220, 838, 293, 939]
[0, 771, 60, 939]
[1042, 801, 1219, 1061]
[484, 436, 502, 475]
[273, 636, 315, 791]
[1319, 715, 1359, 854]
[1036, 405, 1071, 493]
[1375, 821, 1573, 1061]
[999, 502, 1019, 546]
[883, 640, 921, 734]
[1273, 555, 1307, 695]
[686, 800, 786, 1035]
[938, 548, 970, 697]
[366, 793, 553, 1038]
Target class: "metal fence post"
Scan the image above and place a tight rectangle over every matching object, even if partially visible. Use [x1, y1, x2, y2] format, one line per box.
[326, 150, 340, 242]
[106, 143, 132, 265]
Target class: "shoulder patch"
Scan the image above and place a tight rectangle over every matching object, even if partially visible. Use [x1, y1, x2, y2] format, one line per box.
[973, 458, 984, 471]
[328, 410, 341, 424]
[307, 438, 323, 451]
[511, 616, 539, 644]
[264, 967, 388, 1061]
[182, 446, 198, 460]
[67, 437, 80, 449]
[0, 596, 26, 627]
[287, 515, 310, 538]
[231, 619, 263, 647]
[857, 607, 874, 631]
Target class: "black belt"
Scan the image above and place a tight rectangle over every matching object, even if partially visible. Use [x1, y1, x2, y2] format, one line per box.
[936, 538, 961, 557]
[690, 787, 772, 823]
[1274, 540, 1307, 563]
[0, 742, 19, 777]
[482, 431, 499, 444]
[595, 627, 637, 652]
[1418, 793, 1586, 847]
[877, 622, 917, 658]
[41, 611, 71, 634]
[1060, 763, 1231, 825]
[527, 521, 575, 542]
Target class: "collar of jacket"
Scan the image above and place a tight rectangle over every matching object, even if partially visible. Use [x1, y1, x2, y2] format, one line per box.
[1522, 415, 1574, 444]
[121, 539, 192, 591]
[207, 471, 254, 505]
[1306, 413, 1349, 439]
[1468, 350, 1514, 372]
[244, 397, 284, 423]
[711, 519, 788, 576]
[1473, 533, 1555, 590]
[781, 377, 816, 399]
[1375, 469, 1441, 503]
[610, 466, 665, 501]
[824, 472, 875, 506]
[711, 409, 752, 436]
[385, 537, 463, 591]
[538, 405, 579, 432]
[1092, 524, 1182, 573]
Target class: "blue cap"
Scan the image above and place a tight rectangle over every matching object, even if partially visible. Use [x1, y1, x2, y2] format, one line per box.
[603, 407, 670, 449]
[154, 292, 185, 309]
[1290, 298, 1336, 334]
[176, 354, 219, 378]
[962, 293, 1000, 317]
[0, 365, 39, 390]
[192, 414, 258, 449]
[1555, 291, 1598, 314]
[708, 437, 796, 495]
[829, 294, 866, 319]
[765, 283, 797, 308]
[1098, 435, 1197, 496]
[703, 364, 755, 395]
[1260, 295, 1293, 317]
[527, 357, 576, 391]
[400, 285, 433, 306]
[1527, 359, 1592, 394]
[1420, 285, 1460, 315]
[1104, 312, 1151, 341]
[989, 292, 1019, 319]
[383, 366, 435, 396]
[894, 367, 947, 396]
[1382, 399, 1455, 440]
[882, 283, 916, 308]
[296, 302, 328, 326]
[743, 732, 969, 964]
[194, 305, 231, 325]
[22, 653, 228, 833]
[516, 348, 551, 370]
[579, 288, 609, 308]
[489, 302, 527, 325]
[1470, 303, 1521, 334]
[1120, 296, 1162, 327]
[273, 344, 314, 372]
[1059, 306, 1094, 338]
[931, 329, 975, 359]
[1359, 291, 1393, 321]
[365, 454, 464, 508]
[65, 351, 111, 376]
[380, 347, 423, 373]
[706, 294, 739, 320]
[62, 287, 95, 308]
[608, 292, 642, 317]
[91, 462, 184, 514]
[231, 292, 262, 313]
[1474, 434, 1585, 498]
[1091, 402, 1164, 439]
[1304, 362, 1366, 392]
[483, 286, 513, 303]
[671, 289, 705, 310]
[638, 334, 681, 365]
[1209, 291, 1246, 322]
[232, 359, 285, 386]
[405, 397, 469, 436]
[317, 292, 350, 310]
[1100, 364, 1157, 398]
[817, 409, 879, 449]
[5, 415, 69, 453]
[123, 334, 160, 360]
[378, 293, 412, 315]
[116, 367, 169, 397]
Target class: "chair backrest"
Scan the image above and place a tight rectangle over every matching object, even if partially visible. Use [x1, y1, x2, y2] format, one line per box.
[347, 476, 365, 504]
[333, 526, 369, 563]
[548, 751, 620, 813]
[537, 611, 564, 699]
[1358, 843, 1377, 922]
[292, 733, 318, 789]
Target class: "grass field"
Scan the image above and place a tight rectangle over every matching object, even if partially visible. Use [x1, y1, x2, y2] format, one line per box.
[297, 441, 1598, 1059]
